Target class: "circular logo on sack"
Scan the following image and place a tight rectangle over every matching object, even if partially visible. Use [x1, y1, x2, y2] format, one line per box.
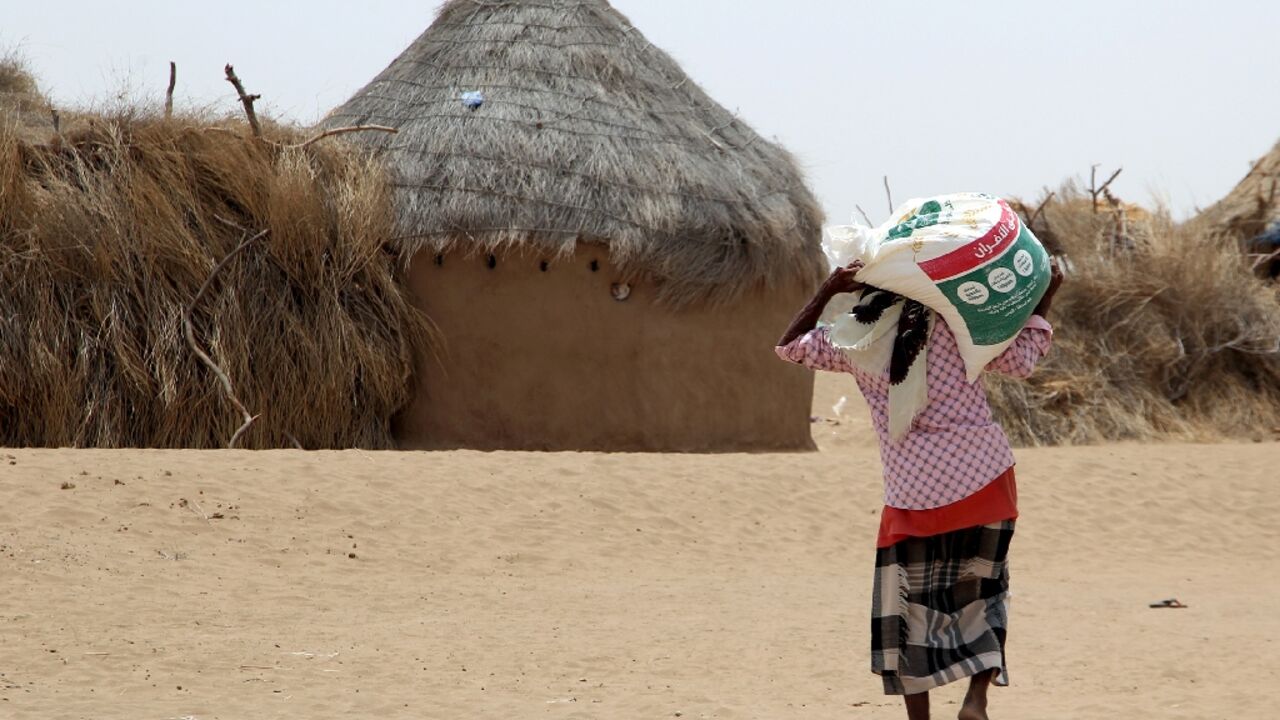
[957, 281, 990, 305]
[1013, 249, 1035, 277]
[988, 267, 1017, 293]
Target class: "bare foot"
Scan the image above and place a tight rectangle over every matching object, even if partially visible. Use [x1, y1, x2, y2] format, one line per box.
[958, 669, 994, 720]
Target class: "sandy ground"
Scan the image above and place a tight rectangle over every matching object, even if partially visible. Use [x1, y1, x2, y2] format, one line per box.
[3, 375, 1279, 719]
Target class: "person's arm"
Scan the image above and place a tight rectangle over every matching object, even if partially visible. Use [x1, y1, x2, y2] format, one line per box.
[985, 317, 1053, 378]
[774, 262, 865, 374]
[986, 260, 1064, 378]
[776, 262, 865, 347]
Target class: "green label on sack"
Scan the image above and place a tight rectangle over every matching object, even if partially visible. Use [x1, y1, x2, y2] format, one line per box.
[934, 225, 1050, 346]
[884, 199, 951, 241]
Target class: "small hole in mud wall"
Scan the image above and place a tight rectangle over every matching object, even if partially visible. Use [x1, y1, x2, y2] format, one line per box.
[539, 260, 549, 272]
[487, 254, 497, 269]
[610, 282, 631, 301]
[589, 259, 599, 272]
[434, 254, 444, 266]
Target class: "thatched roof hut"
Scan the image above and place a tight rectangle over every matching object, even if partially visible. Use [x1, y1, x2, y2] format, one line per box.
[1195, 138, 1280, 241]
[323, 0, 824, 306]
[323, 0, 825, 450]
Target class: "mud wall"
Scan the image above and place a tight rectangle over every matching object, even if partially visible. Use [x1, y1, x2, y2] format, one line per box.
[394, 243, 817, 451]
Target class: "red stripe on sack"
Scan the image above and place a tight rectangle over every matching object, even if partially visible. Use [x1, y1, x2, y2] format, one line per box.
[917, 201, 1020, 281]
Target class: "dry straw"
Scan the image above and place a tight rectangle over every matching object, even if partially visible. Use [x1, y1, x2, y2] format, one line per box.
[0, 50, 53, 137]
[1190, 138, 1280, 241]
[991, 184, 1280, 445]
[6, 39, 1276, 449]
[0, 59, 430, 448]
[321, 0, 826, 306]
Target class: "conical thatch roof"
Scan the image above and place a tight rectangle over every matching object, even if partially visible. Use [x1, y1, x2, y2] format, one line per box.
[1196, 138, 1280, 240]
[322, 0, 825, 305]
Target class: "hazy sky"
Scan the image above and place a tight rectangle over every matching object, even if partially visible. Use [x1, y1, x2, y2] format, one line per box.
[5, 1, 1278, 222]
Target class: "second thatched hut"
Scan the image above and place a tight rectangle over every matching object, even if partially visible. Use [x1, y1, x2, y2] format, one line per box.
[1197, 138, 1280, 239]
[1193, 138, 1280, 278]
[323, 0, 826, 450]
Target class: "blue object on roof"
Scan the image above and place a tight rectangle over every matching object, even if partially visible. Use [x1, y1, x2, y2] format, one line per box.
[460, 91, 485, 110]
[1257, 221, 1280, 248]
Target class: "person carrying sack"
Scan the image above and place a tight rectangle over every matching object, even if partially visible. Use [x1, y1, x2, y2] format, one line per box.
[775, 248, 1064, 720]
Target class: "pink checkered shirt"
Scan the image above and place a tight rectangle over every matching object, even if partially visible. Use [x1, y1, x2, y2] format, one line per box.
[777, 315, 1053, 510]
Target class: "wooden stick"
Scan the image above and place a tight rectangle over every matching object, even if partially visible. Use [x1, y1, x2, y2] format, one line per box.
[883, 175, 894, 213]
[1251, 247, 1280, 271]
[292, 124, 398, 149]
[228, 415, 262, 451]
[1027, 191, 1056, 228]
[165, 61, 176, 119]
[1089, 165, 1122, 213]
[855, 204, 873, 226]
[224, 64, 262, 137]
[1089, 165, 1097, 213]
[1098, 168, 1123, 198]
[182, 229, 269, 448]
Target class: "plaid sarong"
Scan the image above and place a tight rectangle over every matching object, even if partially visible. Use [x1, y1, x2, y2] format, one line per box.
[871, 520, 1014, 695]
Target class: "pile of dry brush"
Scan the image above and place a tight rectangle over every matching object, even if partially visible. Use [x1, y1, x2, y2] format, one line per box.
[994, 186, 1280, 444]
[1, 60, 430, 448]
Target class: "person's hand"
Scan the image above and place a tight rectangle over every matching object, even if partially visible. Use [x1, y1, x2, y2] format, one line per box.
[778, 260, 866, 346]
[821, 260, 865, 296]
[1033, 258, 1064, 317]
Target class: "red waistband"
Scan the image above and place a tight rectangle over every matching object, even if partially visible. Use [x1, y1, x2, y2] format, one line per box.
[877, 467, 1018, 548]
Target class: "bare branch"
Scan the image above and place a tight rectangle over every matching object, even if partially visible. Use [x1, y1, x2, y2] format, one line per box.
[165, 61, 176, 119]
[229, 414, 263, 449]
[883, 175, 894, 214]
[291, 124, 398, 150]
[855, 204, 873, 226]
[1027, 191, 1056, 228]
[1089, 164, 1099, 213]
[224, 64, 262, 137]
[1098, 167, 1123, 196]
[1089, 165, 1122, 213]
[182, 229, 269, 447]
[1251, 247, 1280, 271]
[212, 214, 248, 231]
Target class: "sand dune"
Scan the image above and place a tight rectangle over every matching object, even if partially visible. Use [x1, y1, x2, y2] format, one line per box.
[3, 385, 1278, 718]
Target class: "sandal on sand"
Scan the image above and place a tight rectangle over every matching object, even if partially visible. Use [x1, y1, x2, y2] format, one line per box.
[1148, 598, 1188, 609]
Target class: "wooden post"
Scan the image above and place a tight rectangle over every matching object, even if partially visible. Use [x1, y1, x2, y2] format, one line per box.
[165, 61, 176, 118]
[224, 64, 262, 137]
